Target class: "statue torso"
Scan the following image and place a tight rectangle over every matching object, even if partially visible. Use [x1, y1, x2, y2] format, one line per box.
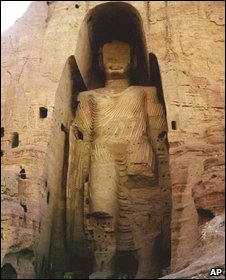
[76, 86, 156, 177]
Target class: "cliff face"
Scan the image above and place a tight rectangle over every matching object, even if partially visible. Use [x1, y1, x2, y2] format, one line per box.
[1, 1, 224, 279]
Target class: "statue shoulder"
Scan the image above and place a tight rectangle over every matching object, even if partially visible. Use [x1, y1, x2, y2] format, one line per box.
[130, 86, 157, 96]
[77, 89, 96, 102]
[142, 86, 157, 96]
[77, 88, 106, 98]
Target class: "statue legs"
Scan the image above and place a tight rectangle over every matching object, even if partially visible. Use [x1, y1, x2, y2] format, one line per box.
[135, 234, 161, 279]
[87, 144, 118, 278]
[87, 216, 116, 279]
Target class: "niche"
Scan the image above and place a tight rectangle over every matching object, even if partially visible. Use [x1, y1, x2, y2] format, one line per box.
[39, 107, 48, 118]
[77, 129, 83, 140]
[1, 127, 4, 137]
[197, 208, 215, 225]
[12, 132, 19, 148]
[115, 251, 138, 279]
[47, 192, 50, 204]
[1, 263, 17, 279]
[75, 2, 150, 89]
[66, 2, 171, 277]
[171, 121, 177, 130]
[61, 123, 66, 132]
[20, 203, 27, 213]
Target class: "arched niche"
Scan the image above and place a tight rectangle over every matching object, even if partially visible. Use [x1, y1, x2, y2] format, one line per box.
[1, 263, 17, 279]
[75, 2, 149, 89]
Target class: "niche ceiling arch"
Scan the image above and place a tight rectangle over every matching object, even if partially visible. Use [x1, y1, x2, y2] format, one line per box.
[75, 2, 149, 89]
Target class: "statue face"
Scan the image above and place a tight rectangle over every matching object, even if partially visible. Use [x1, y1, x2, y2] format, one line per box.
[102, 41, 131, 78]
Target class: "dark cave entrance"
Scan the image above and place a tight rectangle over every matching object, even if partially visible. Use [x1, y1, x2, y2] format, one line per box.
[66, 256, 93, 279]
[115, 251, 138, 279]
[12, 132, 19, 148]
[1, 263, 17, 279]
[197, 208, 215, 225]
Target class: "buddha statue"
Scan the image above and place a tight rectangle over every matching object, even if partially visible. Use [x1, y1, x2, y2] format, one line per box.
[67, 40, 168, 279]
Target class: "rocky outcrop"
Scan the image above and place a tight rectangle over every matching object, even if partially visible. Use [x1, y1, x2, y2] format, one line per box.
[170, 125, 224, 272]
[1, 1, 224, 279]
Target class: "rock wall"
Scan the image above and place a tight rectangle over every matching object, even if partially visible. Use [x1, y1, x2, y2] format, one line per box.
[1, 1, 224, 278]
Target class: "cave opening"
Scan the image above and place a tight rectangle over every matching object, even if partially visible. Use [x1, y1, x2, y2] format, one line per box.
[39, 107, 48, 118]
[77, 129, 83, 140]
[20, 203, 27, 213]
[1, 263, 17, 279]
[12, 132, 19, 148]
[47, 191, 50, 204]
[115, 251, 138, 279]
[171, 120, 177, 130]
[66, 256, 93, 279]
[197, 208, 215, 225]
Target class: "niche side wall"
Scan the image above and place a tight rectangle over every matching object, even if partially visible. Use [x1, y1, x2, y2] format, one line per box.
[43, 56, 76, 275]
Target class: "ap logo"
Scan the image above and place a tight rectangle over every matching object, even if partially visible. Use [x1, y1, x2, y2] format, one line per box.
[209, 268, 225, 276]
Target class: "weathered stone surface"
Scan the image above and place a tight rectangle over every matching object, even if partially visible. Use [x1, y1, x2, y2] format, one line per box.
[1, 1, 224, 279]
[161, 213, 225, 279]
[169, 125, 224, 272]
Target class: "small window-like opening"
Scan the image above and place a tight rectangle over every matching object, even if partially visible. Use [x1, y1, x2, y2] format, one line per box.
[12, 132, 19, 148]
[20, 203, 27, 213]
[61, 123, 65, 131]
[45, 181, 48, 188]
[19, 167, 26, 179]
[77, 129, 84, 140]
[1, 127, 4, 137]
[197, 208, 214, 225]
[75, 4, 80, 8]
[1, 151, 3, 157]
[47, 192, 50, 204]
[39, 107, 48, 118]
[171, 121, 177, 130]
[158, 131, 166, 139]
[61, 123, 69, 133]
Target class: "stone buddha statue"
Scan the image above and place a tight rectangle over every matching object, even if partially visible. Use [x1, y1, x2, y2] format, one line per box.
[66, 40, 168, 279]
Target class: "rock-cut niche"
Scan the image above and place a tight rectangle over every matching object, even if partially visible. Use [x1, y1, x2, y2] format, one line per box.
[63, 2, 171, 279]
[1, 263, 17, 279]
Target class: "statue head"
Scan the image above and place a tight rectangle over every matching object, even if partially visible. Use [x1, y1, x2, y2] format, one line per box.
[99, 41, 137, 80]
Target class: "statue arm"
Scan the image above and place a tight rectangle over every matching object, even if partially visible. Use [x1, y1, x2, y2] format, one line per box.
[69, 92, 91, 188]
[145, 87, 168, 154]
[66, 92, 91, 244]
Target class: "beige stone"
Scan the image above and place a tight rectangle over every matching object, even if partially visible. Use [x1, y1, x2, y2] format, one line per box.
[66, 40, 170, 278]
